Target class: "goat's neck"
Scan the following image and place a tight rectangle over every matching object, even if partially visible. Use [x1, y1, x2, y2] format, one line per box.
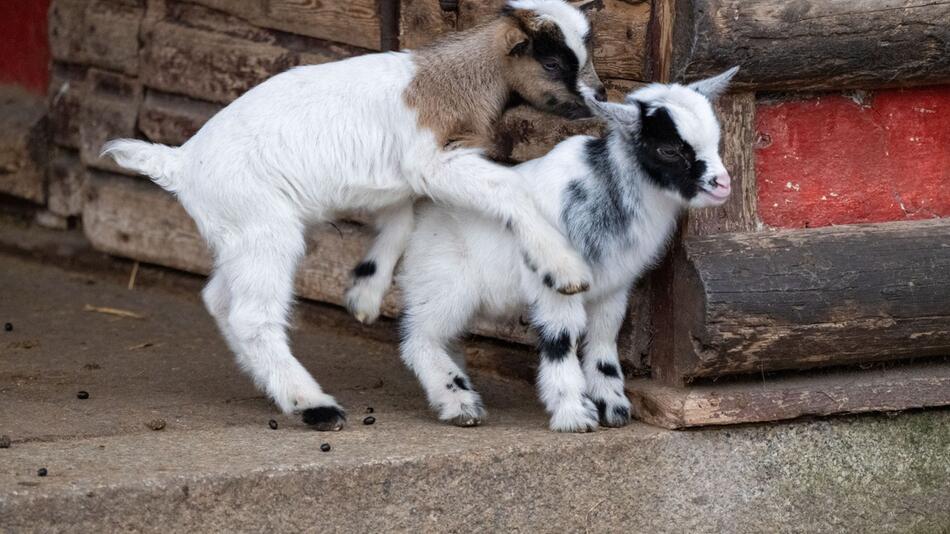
[406, 22, 511, 148]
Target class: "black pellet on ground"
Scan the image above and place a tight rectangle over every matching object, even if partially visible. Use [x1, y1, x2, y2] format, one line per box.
[4, 322, 12, 332]
[0, 435, 11, 448]
[268, 419, 278, 430]
[77, 391, 89, 400]
[363, 416, 376, 426]
[365, 407, 374, 414]
[37, 468, 48, 477]
[320, 443, 331, 452]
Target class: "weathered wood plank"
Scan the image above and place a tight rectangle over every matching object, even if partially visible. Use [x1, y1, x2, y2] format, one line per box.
[189, 0, 386, 51]
[48, 0, 144, 75]
[77, 69, 142, 175]
[47, 63, 87, 150]
[686, 92, 758, 236]
[0, 87, 48, 204]
[654, 219, 950, 385]
[138, 90, 222, 146]
[47, 148, 86, 217]
[140, 2, 362, 104]
[629, 359, 950, 429]
[400, 0, 457, 50]
[671, 0, 950, 91]
[82, 173, 533, 344]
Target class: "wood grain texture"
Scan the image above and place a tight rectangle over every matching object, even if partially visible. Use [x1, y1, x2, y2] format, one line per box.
[686, 92, 758, 236]
[48, 0, 144, 75]
[47, 148, 86, 217]
[655, 219, 950, 385]
[630, 359, 950, 428]
[77, 69, 142, 175]
[671, 0, 950, 91]
[188, 0, 385, 50]
[47, 63, 87, 150]
[0, 86, 48, 204]
[140, 2, 360, 104]
[400, 0, 457, 49]
[138, 90, 222, 146]
[82, 174, 534, 344]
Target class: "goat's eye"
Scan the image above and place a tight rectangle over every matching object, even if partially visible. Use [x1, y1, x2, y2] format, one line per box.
[542, 60, 561, 72]
[657, 146, 679, 159]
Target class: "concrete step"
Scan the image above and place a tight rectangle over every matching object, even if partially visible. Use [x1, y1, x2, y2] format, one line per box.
[1, 253, 948, 532]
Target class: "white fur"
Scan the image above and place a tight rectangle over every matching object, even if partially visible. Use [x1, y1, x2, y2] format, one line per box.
[398, 73, 736, 432]
[509, 0, 591, 64]
[101, 3, 597, 425]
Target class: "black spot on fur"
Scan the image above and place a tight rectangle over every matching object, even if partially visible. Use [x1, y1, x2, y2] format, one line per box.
[592, 397, 607, 421]
[542, 274, 555, 289]
[596, 361, 620, 379]
[353, 260, 377, 278]
[632, 103, 706, 201]
[453, 376, 470, 391]
[613, 405, 630, 421]
[302, 406, 347, 431]
[561, 138, 635, 263]
[538, 330, 572, 361]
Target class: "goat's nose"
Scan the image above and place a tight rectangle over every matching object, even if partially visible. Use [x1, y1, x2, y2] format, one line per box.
[715, 172, 731, 190]
[594, 85, 607, 102]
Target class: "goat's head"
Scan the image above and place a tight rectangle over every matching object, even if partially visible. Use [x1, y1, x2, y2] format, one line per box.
[582, 67, 740, 208]
[500, 0, 605, 119]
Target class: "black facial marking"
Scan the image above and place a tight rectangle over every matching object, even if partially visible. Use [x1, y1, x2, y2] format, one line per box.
[537, 330, 572, 362]
[453, 376, 470, 391]
[596, 361, 620, 379]
[632, 103, 706, 200]
[353, 260, 377, 278]
[503, 11, 582, 99]
[561, 138, 635, 263]
[542, 273, 555, 289]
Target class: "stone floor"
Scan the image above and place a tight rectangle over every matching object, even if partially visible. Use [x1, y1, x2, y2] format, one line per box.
[1, 251, 948, 532]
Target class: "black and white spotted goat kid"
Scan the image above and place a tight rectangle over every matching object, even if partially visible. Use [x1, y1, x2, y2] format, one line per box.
[398, 67, 738, 432]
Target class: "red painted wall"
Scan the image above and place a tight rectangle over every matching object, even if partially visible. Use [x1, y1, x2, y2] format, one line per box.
[0, 0, 51, 94]
[755, 86, 950, 229]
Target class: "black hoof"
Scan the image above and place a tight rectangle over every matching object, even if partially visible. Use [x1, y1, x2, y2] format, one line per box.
[302, 406, 347, 431]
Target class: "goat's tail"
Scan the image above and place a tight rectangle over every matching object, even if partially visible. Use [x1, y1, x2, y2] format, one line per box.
[100, 139, 185, 193]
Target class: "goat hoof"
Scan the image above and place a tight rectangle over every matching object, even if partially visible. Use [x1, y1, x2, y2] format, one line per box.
[302, 405, 347, 431]
[557, 281, 590, 295]
[450, 415, 483, 427]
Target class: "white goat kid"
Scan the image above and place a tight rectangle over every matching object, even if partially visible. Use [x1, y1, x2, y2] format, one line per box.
[398, 68, 739, 431]
[101, 0, 605, 431]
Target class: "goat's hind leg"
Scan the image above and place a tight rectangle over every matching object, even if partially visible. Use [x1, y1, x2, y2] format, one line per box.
[345, 202, 414, 324]
[400, 281, 485, 426]
[215, 226, 346, 430]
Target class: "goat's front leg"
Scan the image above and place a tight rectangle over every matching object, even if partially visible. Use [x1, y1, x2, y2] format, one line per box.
[422, 151, 592, 296]
[582, 289, 632, 428]
[345, 202, 414, 324]
[530, 288, 598, 432]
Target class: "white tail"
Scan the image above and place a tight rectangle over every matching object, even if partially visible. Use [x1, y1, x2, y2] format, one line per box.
[100, 139, 184, 192]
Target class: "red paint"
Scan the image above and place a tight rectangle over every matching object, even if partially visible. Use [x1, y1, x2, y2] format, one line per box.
[0, 0, 51, 94]
[755, 86, 950, 229]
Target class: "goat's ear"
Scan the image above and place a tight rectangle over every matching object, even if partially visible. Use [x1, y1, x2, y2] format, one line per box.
[581, 86, 640, 129]
[687, 66, 739, 101]
[502, 24, 530, 56]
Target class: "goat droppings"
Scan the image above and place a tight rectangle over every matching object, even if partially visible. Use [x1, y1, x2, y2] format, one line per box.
[363, 416, 376, 426]
[320, 443, 331, 452]
[0, 435, 11, 448]
[365, 407, 374, 414]
[37, 468, 48, 477]
[4, 322, 12, 332]
[268, 419, 278, 430]
[77, 391, 89, 400]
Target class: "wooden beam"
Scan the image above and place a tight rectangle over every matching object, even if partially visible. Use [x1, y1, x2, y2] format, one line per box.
[671, 0, 950, 91]
[0, 86, 48, 205]
[653, 219, 950, 385]
[48, 0, 144, 75]
[629, 359, 950, 429]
